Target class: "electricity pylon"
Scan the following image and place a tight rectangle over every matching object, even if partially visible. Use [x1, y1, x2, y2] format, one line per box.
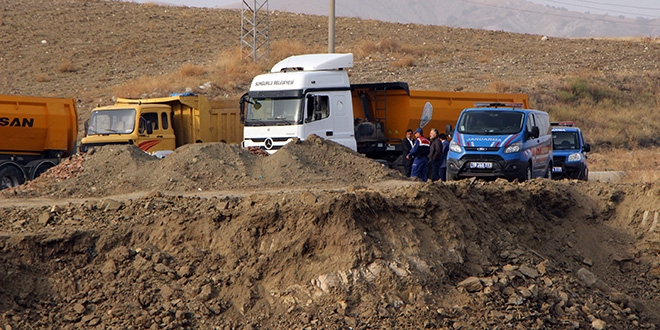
[241, 0, 270, 63]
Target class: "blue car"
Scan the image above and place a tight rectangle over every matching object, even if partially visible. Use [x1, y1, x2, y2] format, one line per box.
[551, 122, 590, 180]
[447, 103, 553, 182]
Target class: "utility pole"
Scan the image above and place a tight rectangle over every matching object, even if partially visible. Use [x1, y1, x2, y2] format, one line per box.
[328, 0, 335, 53]
[241, 0, 270, 62]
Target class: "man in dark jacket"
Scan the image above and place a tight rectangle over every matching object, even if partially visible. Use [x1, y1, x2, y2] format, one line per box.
[401, 128, 414, 177]
[428, 128, 443, 181]
[438, 133, 450, 181]
[407, 127, 431, 181]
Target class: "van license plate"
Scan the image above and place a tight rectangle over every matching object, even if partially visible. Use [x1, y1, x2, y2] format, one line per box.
[552, 166, 563, 173]
[470, 162, 492, 169]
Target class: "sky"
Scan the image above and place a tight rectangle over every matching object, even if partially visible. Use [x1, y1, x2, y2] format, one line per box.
[127, 0, 660, 19]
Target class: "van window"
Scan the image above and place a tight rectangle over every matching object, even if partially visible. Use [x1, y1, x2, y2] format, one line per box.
[539, 114, 551, 136]
[526, 114, 536, 139]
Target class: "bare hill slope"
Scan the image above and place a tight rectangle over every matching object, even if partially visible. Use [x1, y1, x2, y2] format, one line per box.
[3, 0, 660, 149]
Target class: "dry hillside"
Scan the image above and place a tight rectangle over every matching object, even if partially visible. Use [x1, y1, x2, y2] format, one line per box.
[1, 1, 660, 329]
[3, 0, 660, 153]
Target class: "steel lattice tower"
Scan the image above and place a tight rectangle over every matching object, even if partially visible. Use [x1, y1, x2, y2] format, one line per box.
[241, 0, 270, 63]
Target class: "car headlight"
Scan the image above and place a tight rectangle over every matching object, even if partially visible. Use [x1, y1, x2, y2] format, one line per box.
[567, 152, 583, 162]
[504, 141, 521, 154]
[449, 140, 462, 153]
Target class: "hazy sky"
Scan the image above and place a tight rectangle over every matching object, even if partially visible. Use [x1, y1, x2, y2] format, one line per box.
[128, 0, 660, 19]
[528, 0, 660, 18]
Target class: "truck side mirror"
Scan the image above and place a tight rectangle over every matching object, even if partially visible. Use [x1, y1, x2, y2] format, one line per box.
[139, 117, 153, 135]
[239, 93, 248, 124]
[445, 124, 453, 137]
[583, 143, 591, 152]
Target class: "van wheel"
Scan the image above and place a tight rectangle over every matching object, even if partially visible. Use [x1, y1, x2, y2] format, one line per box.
[544, 164, 552, 179]
[519, 164, 532, 182]
[0, 166, 25, 190]
[447, 169, 457, 181]
[582, 168, 589, 181]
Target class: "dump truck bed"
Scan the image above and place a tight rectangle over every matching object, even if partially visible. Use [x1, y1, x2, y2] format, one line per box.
[0, 94, 77, 158]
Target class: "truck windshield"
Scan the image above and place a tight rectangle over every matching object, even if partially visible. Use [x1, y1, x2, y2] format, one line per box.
[245, 97, 303, 126]
[88, 109, 136, 134]
[457, 111, 524, 135]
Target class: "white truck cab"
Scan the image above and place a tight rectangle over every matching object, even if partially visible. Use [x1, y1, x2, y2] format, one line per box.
[241, 53, 357, 153]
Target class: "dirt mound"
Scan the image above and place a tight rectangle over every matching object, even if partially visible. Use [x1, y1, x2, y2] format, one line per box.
[2, 135, 402, 199]
[259, 135, 401, 186]
[1, 180, 659, 328]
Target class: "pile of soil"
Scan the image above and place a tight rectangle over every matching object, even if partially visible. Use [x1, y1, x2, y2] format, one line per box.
[1, 138, 660, 329]
[3, 135, 402, 199]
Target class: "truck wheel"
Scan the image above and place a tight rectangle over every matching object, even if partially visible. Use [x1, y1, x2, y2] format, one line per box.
[582, 168, 589, 181]
[0, 166, 26, 190]
[31, 162, 55, 180]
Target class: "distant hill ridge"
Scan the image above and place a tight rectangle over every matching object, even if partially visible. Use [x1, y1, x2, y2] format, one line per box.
[221, 0, 660, 38]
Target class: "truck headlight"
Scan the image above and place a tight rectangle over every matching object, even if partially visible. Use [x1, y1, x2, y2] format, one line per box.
[449, 140, 462, 153]
[504, 142, 521, 154]
[567, 152, 583, 162]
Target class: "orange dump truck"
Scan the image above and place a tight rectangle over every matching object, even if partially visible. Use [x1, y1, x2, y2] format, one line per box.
[0, 94, 78, 189]
[80, 94, 242, 158]
[351, 82, 528, 165]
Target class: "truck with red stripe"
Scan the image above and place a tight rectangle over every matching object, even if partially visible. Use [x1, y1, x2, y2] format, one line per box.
[80, 94, 242, 157]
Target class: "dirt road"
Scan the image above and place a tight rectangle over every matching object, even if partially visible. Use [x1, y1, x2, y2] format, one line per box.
[1, 142, 659, 329]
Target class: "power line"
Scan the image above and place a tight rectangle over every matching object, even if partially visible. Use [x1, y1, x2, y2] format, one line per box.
[542, 0, 660, 18]
[461, 0, 660, 28]
[553, 0, 660, 11]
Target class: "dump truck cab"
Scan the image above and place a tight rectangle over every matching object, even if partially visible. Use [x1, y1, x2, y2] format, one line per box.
[81, 95, 242, 158]
[82, 102, 176, 158]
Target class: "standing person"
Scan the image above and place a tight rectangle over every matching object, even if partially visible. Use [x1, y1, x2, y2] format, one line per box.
[406, 127, 430, 181]
[427, 128, 443, 181]
[401, 129, 415, 177]
[438, 133, 450, 181]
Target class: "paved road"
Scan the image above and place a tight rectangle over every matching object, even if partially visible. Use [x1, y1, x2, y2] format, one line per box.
[589, 171, 625, 182]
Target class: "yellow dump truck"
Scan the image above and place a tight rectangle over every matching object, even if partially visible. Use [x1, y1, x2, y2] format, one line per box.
[0, 94, 78, 189]
[80, 94, 242, 157]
